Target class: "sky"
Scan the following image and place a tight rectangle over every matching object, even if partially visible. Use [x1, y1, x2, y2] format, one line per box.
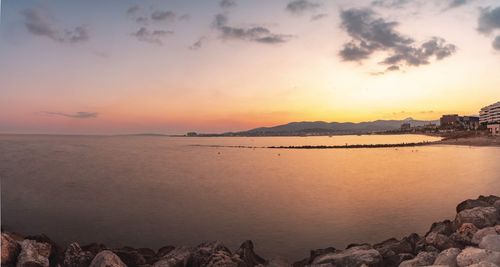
[1, 0, 500, 134]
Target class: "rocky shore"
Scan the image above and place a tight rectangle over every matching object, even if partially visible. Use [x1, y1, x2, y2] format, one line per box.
[2, 195, 500, 267]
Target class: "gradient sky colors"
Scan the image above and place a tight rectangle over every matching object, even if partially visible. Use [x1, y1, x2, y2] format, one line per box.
[1, 0, 500, 134]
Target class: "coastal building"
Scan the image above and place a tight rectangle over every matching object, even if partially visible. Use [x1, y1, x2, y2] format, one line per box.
[460, 116, 479, 130]
[487, 124, 500, 136]
[440, 114, 460, 128]
[479, 101, 500, 124]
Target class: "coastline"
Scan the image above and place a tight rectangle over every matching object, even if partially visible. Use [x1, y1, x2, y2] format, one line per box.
[2, 195, 500, 267]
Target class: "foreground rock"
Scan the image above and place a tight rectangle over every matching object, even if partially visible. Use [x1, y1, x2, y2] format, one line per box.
[89, 251, 126, 267]
[16, 240, 52, 267]
[2, 194, 500, 267]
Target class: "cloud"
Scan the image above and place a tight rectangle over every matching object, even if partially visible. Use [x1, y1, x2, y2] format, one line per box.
[212, 13, 293, 44]
[131, 27, 174, 45]
[447, 0, 469, 9]
[339, 8, 456, 71]
[127, 5, 142, 15]
[220, 0, 237, 9]
[286, 0, 321, 15]
[493, 35, 500, 50]
[43, 112, 98, 119]
[371, 0, 410, 8]
[20, 8, 89, 44]
[189, 36, 207, 50]
[477, 6, 500, 51]
[151, 10, 177, 23]
[477, 6, 500, 34]
[311, 13, 328, 21]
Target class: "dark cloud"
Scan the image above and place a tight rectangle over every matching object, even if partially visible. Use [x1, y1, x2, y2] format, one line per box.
[189, 36, 207, 50]
[339, 8, 456, 71]
[311, 13, 328, 21]
[493, 35, 500, 50]
[43, 112, 98, 119]
[127, 5, 142, 15]
[477, 6, 500, 51]
[286, 0, 321, 15]
[220, 0, 237, 9]
[447, 0, 469, 9]
[20, 8, 89, 44]
[372, 0, 471, 10]
[212, 13, 293, 44]
[371, 0, 410, 8]
[477, 6, 500, 34]
[151, 10, 177, 23]
[131, 27, 174, 45]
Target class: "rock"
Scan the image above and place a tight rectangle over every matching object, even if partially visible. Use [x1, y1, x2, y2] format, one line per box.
[156, 246, 175, 259]
[456, 200, 492, 213]
[452, 223, 479, 246]
[185, 241, 234, 267]
[398, 251, 437, 267]
[374, 238, 414, 255]
[426, 220, 455, 236]
[63, 242, 94, 267]
[309, 247, 337, 263]
[468, 262, 500, 267]
[456, 247, 500, 267]
[234, 240, 267, 267]
[433, 248, 461, 267]
[25, 234, 63, 267]
[473, 227, 500, 245]
[152, 247, 192, 267]
[81, 243, 107, 258]
[113, 247, 147, 267]
[1, 232, 20, 265]
[478, 196, 500, 205]
[204, 250, 243, 267]
[480, 235, 500, 252]
[310, 244, 382, 267]
[425, 232, 458, 251]
[267, 257, 292, 267]
[455, 207, 500, 229]
[494, 200, 500, 211]
[16, 239, 52, 267]
[89, 251, 126, 267]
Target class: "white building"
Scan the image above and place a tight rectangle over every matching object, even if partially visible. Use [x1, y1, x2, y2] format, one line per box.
[487, 124, 500, 136]
[479, 101, 500, 124]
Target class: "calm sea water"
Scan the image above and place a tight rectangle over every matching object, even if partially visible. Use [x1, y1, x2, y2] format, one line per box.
[1, 134, 499, 259]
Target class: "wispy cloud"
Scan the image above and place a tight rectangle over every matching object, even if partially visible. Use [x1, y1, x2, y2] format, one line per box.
[131, 27, 174, 45]
[189, 36, 208, 50]
[220, 0, 237, 9]
[213, 13, 293, 44]
[20, 8, 89, 44]
[339, 8, 456, 72]
[286, 0, 321, 15]
[310, 13, 328, 21]
[42, 112, 98, 119]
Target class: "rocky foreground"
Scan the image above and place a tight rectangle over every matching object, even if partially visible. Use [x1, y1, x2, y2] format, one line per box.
[2, 195, 500, 267]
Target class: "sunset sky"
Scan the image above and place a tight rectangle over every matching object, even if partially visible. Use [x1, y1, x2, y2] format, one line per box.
[1, 0, 500, 134]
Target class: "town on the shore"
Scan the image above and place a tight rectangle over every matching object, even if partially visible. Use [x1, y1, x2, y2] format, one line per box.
[395, 101, 500, 136]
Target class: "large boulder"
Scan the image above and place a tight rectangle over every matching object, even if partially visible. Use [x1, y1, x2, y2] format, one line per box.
[494, 200, 500, 211]
[89, 251, 126, 267]
[456, 247, 500, 267]
[473, 227, 500, 245]
[25, 234, 63, 267]
[112, 246, 157, 266]
[310, 245, 382, 267]
[454, 207, 500, 229]
[267, 257, 292, 267]
[186, 241, 235, 267]
[152, 247, 192, 267]
[398, 251, 437, 267]
[478, 196, 500, 205]
[16, 240, 52, 267]
[433, 248, 461, 267]
[63, 242, 94, 267]
[425, 232, 458, 251]
[234, 240, 267, 267]
[457, 199, 492, 213]
[1, 233, 20, 265]
[452, 223, 479, 246]
[426, 220, 455, 236]
[480, 235, 500, 252]
[468, 262, 500, 267]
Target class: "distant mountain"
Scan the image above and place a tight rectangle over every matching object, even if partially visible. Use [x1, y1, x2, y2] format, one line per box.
[230, 119, 439, 136]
